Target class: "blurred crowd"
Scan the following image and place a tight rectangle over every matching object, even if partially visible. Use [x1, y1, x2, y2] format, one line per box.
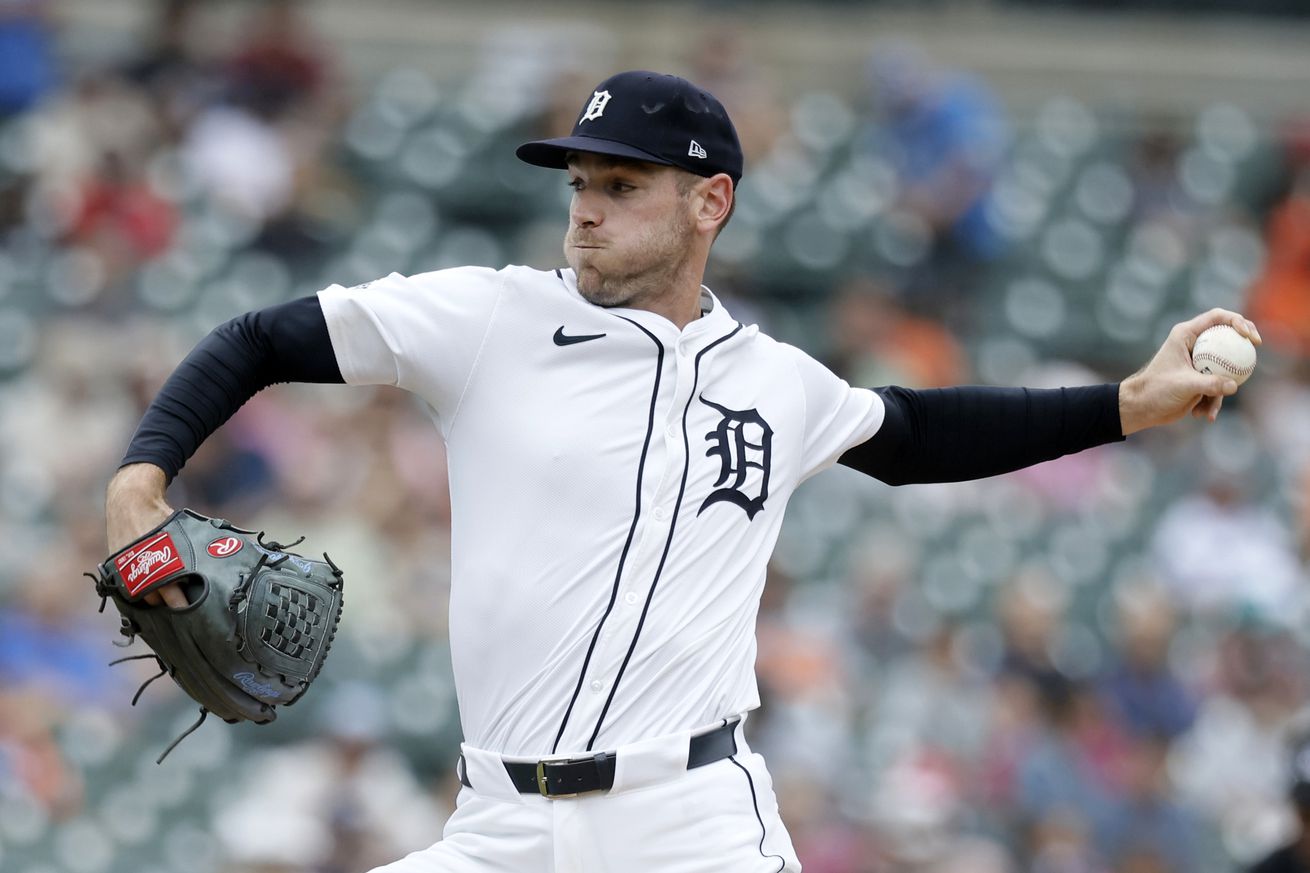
[4, 2, 1310, 873]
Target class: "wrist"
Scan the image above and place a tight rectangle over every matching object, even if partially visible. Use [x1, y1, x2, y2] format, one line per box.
[105, 464, 173, 554]
[1118, 374, 1148, 436]
[106, 464, 170, 516]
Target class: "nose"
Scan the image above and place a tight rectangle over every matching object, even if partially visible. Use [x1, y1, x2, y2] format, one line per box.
[570, 188, 601, 229]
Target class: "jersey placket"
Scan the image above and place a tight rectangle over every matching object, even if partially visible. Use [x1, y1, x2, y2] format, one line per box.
[565, 333, 701, 751]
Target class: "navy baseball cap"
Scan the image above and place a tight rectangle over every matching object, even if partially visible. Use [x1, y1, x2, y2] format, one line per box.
[516, 70, 743, 185]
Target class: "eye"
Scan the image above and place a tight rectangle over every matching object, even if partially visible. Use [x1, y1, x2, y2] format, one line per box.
[567, 178, 584, 192]
[609, 181, 636, 193]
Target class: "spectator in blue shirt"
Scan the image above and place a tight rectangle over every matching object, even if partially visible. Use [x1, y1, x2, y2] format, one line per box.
[0, 0, 59, 116]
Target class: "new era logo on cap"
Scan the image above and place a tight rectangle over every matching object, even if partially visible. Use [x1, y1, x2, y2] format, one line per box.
[515, 70, 743, 185]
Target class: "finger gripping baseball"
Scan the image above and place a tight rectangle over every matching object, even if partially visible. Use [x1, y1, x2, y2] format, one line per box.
[91, 509, 345, 762]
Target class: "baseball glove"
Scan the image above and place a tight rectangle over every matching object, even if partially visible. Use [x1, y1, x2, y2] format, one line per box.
[89, 509, 344, 762]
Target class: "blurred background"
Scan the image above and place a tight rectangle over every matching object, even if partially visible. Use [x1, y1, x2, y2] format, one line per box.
[3, 1, 1310, 871]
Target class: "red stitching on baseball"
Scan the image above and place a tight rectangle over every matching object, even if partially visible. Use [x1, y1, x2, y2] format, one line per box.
[1193, 352, 1254, 375]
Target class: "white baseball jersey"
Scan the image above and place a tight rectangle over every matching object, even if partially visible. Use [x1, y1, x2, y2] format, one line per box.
[319, 265, 884, 757]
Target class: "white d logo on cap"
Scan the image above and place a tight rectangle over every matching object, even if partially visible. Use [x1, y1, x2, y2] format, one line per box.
[581, 90, 612, 123]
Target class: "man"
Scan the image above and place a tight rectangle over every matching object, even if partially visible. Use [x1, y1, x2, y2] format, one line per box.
[105, 70, 1257, 871]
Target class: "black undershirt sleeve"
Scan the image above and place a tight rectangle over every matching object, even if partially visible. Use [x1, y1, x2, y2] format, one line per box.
[837, 384, 1124, 486]
[121, 295, 344, 483]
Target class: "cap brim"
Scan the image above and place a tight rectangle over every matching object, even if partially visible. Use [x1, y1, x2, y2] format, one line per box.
[515, 136, 675, 171]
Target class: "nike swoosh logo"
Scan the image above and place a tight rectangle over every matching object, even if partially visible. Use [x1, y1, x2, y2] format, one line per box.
[553, 327, 606, 346]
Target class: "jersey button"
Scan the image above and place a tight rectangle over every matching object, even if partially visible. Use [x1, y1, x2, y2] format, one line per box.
[590, 679, 603, 693]
[624, 591, 639, 605]
[653, 507, 667, 521]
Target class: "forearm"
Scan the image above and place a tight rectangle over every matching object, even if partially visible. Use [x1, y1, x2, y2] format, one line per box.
[839, 384, 1124, 486]
[121, 296, 343, 482]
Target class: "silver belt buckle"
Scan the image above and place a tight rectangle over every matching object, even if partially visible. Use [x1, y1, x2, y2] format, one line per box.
[535, 757, 580, 799]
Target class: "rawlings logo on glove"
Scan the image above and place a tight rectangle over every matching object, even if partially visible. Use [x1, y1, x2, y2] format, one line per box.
[89, 509, 345, 762]
[115, 533, 186, 595]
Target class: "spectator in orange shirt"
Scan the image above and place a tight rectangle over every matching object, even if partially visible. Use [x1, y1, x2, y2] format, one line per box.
[1247, 161, 1310, 357]
[829, 276, 967, 388]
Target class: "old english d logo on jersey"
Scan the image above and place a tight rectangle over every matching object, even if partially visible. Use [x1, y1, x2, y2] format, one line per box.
[580, 90, 612, 123]
[697, 395, 772, 520]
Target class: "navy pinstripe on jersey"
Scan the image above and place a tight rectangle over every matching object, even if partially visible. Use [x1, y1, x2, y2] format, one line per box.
[551, 314, 664, 754]
[586, 322, 744, 750]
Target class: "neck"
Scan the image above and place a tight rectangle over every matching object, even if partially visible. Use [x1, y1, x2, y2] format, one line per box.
[623, 258, 707, 330]
[631, 285, 703, 329]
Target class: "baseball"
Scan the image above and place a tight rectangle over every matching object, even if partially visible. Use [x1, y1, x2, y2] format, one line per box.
[1191, 324, 1257, 386]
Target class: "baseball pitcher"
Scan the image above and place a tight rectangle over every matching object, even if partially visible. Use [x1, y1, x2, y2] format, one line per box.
[102, 71, 1258, 871]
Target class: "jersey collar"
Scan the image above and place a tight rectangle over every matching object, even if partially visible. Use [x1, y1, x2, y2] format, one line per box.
[557, 268, 736, 346]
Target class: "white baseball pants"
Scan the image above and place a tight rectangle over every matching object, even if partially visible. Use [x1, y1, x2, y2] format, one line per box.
[368, 717, 801, 873]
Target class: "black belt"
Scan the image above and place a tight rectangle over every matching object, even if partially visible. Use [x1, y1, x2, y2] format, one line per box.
[459, 719, 739, 798]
